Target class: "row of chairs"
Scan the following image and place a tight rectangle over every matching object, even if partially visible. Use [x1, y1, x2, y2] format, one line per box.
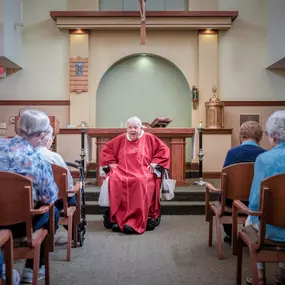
[0, 164, 81, 285]
[205, 162, 285, 285]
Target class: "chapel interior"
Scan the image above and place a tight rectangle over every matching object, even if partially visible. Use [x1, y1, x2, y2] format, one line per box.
[1, 0, 285, 284]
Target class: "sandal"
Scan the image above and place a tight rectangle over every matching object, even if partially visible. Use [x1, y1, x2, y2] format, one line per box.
[246, 275, 266, 285]
[274, 275, 285, 285]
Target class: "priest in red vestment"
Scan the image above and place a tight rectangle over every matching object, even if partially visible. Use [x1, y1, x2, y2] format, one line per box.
[100, 117, 170, 234]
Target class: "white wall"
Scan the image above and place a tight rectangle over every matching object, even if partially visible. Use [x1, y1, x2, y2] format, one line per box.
[0, 0, 4, 56]
[218, 0, 285, 100]
[0, 0, 69, 100]
[3, 0, 22, 65]
[267, 0, 285, 66]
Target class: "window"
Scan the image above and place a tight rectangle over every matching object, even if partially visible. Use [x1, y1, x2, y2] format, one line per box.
[99, 0, 188, 11]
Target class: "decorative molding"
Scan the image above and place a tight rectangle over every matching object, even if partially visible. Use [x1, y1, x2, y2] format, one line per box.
[50, 10, 238, 31]
[202, 128, 233, 135]
[69, 56, 88, 94]
[0, 100, 70, 106]
[224, 101, 285, 107]
[50, 11, 238, 21]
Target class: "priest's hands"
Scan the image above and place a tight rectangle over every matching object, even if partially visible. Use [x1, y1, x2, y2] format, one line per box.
[147, 165, 154, 173]
[110, 164, 118, 168]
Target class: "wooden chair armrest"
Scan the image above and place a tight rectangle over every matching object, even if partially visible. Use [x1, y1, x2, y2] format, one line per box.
[0, 230, 12, 247]
[206, 183, 222, 193]
[233, 200, 261, 216]
[67, 183, 80, 194]
[30, 204, 52, 216]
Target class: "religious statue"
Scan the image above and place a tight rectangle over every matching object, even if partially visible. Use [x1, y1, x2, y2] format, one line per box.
[205, 86, 225, 128]
[191, 85, 199, 110]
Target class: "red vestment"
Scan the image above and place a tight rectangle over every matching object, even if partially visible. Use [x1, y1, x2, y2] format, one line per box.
[100, 132, 170, 234]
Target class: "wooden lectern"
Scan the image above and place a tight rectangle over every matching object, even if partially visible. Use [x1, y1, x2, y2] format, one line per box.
[87, 128, 195, 186]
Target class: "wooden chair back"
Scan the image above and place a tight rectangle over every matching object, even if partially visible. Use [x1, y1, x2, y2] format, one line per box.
[0, 172, 34, 247]
[220, 162, 254, 210]
[258, 173, 285, 246]
[51, 164, 68, 217]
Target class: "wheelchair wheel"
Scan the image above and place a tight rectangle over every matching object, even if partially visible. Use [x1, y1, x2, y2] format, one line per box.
[78, 231, 84, 247]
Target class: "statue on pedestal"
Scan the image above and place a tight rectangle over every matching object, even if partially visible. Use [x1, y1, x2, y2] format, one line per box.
[205, 86, 224, 129]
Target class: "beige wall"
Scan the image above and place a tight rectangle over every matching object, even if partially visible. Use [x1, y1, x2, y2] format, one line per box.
[224, 106, 285, 149]
[89, 30, 199, 127]
[0, 105, 70, 137]
[0, 0, 69, 100]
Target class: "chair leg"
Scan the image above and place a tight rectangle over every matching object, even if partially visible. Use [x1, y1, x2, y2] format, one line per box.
[215, 216, 224, 260]
[44, 239, 50, 285]
[67, 216, 73, 261]
[236, 237, 243, 285]
[250, 256, 259, 285]
[208, 214, 213, 247]
[73, 219, 78, 249]
[32, 244, 41, 285]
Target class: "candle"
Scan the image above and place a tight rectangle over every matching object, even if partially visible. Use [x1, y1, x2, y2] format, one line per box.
[199, 120, 203, 128]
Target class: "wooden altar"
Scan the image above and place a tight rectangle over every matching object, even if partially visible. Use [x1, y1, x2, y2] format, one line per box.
[87, 128, 195, 186]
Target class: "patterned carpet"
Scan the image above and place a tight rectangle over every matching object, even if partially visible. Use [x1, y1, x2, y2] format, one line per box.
[14, 215, 279, 285]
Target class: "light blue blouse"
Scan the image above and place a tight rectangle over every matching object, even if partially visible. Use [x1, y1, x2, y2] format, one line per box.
[249, 142, 285, 242]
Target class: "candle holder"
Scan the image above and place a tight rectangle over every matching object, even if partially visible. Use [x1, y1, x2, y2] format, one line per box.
[193, 122, 207, 186]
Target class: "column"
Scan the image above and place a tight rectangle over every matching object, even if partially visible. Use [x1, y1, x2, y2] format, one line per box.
[198, 30, 218, 125]
[69, 30, 90, 126]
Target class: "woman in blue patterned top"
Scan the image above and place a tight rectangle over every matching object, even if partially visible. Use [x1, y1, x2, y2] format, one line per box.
[246, 110, 285, 285]
[0, 109, 59, 284]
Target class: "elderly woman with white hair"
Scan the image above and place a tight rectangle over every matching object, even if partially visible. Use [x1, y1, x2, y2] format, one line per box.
[245, 110, 285, 285]
[37, 125, 77, 209]
[0, 109, 59, 283]
[100, 116, 170, 235]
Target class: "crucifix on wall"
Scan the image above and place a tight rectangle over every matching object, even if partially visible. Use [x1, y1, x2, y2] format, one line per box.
[139, 0, 146, 45]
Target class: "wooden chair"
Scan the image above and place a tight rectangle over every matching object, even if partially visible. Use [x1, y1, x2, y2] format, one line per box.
[51, 164, 80, 261]
[0, 230, 13, 285]
[233, 173, 285, 285]
[0, 171, 54, 285]
[205, 162, 254, 259]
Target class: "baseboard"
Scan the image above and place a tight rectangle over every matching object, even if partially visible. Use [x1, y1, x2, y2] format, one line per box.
[71, 170, 221, 180]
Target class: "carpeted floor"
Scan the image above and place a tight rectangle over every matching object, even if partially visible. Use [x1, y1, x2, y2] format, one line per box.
[15, 215, 279, 285]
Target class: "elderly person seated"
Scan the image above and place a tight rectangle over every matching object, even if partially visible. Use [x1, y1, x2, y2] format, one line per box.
[222, 121, 266, 244]
[37, 125, 77, 209]
[245, 110, 285, 285]
[100, 116, 170, 234]
[0, 109, 59, 283]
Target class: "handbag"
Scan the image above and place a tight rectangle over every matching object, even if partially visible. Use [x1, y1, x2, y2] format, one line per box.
[98, 176, 110, 207]
[161, 170, 176, 201]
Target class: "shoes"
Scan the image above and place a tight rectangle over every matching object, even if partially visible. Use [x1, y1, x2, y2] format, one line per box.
[111, 224, 122, 232]
[1, 264, 20, 285]
[21, 265, 45, 284]
[246, 275, 266, 285]
[223, 235, 232, 245]
[123, 225, 137, 234]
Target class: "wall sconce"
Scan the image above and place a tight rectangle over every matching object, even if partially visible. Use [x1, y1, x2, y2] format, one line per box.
[192, 85, 199, 110]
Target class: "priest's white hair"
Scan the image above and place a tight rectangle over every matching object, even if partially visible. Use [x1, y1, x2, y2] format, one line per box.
[126, 117, 142, 129]
[266, 110, 285, 142]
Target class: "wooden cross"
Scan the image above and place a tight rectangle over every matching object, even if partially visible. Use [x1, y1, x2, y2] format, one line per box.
[138, 0, 146, 45]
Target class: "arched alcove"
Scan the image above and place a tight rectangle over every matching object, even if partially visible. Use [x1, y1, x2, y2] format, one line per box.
[96, 53, 192, 128]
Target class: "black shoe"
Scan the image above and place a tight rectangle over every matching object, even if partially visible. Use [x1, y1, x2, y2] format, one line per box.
[111, 224, 122, 232]
[223, 235, 232, 245]
[146, 218, 156, 231]
[123, 225, 137, 234]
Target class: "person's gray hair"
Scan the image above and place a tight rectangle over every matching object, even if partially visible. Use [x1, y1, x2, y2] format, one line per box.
[40, 125, 54, 147]
[17, 109, 50, 138]
[126, 117, 142, 129]
[266, 110, 285, 141]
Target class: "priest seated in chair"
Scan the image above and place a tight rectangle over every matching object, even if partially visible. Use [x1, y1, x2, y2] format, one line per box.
[100, 117, 170, 234]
